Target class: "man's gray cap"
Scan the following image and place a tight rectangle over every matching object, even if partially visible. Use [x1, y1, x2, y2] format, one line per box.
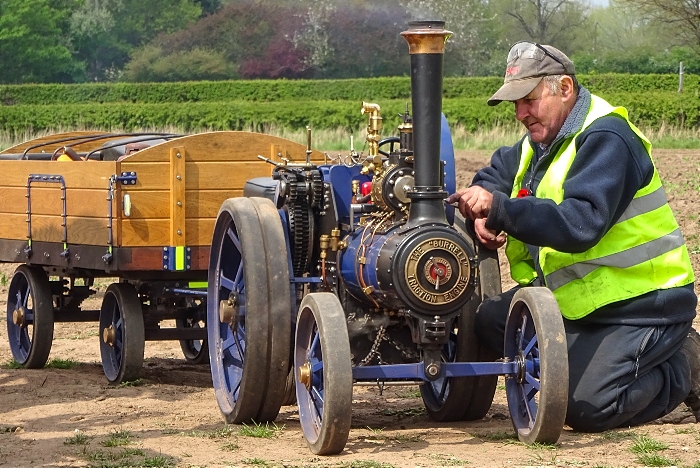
[488, 43, 575, 106]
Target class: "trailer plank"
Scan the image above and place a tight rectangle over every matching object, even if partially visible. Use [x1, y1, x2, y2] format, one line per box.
[120, 218, 215, 247]
[0, 187, 113, 217]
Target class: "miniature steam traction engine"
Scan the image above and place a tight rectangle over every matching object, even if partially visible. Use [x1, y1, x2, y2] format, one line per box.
[207, 21, 569, 455]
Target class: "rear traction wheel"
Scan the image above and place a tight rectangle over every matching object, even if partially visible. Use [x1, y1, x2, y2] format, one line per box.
[207, 197, 291, 423]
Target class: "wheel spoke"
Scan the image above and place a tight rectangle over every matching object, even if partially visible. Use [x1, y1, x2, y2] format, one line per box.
[308, 331, 320, 359]
[18, 331, 30, 357]
[226, 227, 241, 252]
[233, 326, 246, 356]
[220, 273, 235, 292]
[311, 386, 324, 420]
[525, 374, 540, 394]
[18, 288, 28, 309]
[224, 363, 243, 399]
[225, 334, 246, 366]
[220, 333, 237, 353]
[234, 263, 243, 287]
[519, 385, 536, 425]
[310, 360, 323, 374]
[24, 310, 34, 323]
[517, 314, 528, 350]
[522, 334, 537, 356]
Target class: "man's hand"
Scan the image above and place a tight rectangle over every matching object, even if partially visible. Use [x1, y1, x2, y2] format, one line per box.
[474, 218, 506, 250]
[445, 186, 493, 220]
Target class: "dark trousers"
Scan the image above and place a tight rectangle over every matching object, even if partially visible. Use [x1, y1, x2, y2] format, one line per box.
[475, 286, 692, 432]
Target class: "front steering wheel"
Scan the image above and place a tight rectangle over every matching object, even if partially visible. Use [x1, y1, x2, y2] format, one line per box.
[378, 137, 400, 157]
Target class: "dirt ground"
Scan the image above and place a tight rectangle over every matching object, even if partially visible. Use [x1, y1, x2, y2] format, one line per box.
[1, 149, 700, 468]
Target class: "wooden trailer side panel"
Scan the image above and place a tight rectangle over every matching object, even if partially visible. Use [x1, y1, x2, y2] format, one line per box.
[0, 161, 118, 246]
[0, 131, 325, 255]
[116, 131, 325, 248]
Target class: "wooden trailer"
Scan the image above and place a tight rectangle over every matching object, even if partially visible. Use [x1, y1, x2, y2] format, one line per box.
[0, 130, 325, 383]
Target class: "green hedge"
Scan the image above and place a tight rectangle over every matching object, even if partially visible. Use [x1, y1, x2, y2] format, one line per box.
[0, 74, 696, 105]
[0, 93, 696, 135]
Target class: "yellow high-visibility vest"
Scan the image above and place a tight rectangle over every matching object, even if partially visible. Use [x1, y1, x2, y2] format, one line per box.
[505, 95, 694, 319]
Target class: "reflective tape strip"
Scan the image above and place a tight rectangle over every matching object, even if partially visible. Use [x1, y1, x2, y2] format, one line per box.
[545, 227, 686, 291]
[175, 245, 185, 271]
[616, 186, 667, 224]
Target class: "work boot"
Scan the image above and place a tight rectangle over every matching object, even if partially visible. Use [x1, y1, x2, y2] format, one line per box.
[681, 327, 700, 422]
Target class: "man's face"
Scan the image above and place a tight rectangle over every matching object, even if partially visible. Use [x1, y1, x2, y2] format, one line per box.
[513, 79, 570, 145]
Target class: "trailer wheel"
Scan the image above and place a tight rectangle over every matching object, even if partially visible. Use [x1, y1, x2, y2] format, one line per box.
[421, 215, 501, 421]
[6, 265, 53, 368]
[295, 293, 352, 455]
[505, 287, 568, 444]
[99, 283, 145, 384]
[177, 316, 208, 364]
[207, 197, 291, 424]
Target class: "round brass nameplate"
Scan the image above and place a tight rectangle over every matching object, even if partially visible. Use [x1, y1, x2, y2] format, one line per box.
[404, 238, 470, 305]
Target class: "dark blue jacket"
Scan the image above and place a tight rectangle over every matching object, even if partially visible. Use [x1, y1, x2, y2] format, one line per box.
[472, 87, 696, 325]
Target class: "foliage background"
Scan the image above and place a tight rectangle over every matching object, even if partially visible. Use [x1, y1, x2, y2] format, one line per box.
[1, 0, 698, 137]
[0, 0, 698, 84]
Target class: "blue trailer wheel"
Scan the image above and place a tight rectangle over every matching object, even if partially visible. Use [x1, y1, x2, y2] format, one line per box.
[504, 287, 568, 444]
[295, 293, 352, 455]
[99, 283, 145, 384]
[6, 265, 53, 368]
[207, 197, 291, 423]
[177, 315, 208, 364]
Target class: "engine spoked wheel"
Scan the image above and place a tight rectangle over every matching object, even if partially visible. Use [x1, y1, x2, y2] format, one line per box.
[280, 365, 297, 406]
[295, 293, 352, 455]
[207, 197, 291, 423]
[99, 283, 145, 384]
[421, 215, 501, 421]
[6, 265, 54, 368]
[177, 315, 208, 364]
[504, 287, 568, 444]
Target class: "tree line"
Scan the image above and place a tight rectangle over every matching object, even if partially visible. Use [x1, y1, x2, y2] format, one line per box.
[0, 0, 696, 84]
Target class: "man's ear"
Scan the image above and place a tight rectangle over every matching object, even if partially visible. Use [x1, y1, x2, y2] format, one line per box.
[560, 75, 575, 102]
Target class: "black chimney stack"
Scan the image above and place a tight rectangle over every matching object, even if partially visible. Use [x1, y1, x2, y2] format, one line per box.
[400, 20, 451, 226]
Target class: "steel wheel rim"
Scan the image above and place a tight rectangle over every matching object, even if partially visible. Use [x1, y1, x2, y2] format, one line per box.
[209, 214, 247, 407]
[295, 307, 324, 442]
[505, 304, 540, 434]
[100, 291, 124, 381]
[178, 316, 207, 361]
[7, 273, 33, 363]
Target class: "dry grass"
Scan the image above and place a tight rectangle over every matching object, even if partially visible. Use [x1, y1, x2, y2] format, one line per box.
[1, 122, 698, 153]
